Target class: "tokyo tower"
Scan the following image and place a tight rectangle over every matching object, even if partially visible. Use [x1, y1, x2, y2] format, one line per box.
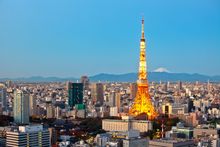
[129, 18, 158, 120]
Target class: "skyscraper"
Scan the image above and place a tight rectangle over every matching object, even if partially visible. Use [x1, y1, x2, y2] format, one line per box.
[178, 81, 183, 91]
[130, 83, 137, 99]
[91, 83, 104, 105]
[80, 76, 90, 90]
[109, 91, 116, 107]
[29, 94, 37, 116]
[129, 18, 157, 120]
[116, 92, 121, 109]
[68, 82, 83, 109]
[13, 89, 30, 124]
[0, 84, 7, 112]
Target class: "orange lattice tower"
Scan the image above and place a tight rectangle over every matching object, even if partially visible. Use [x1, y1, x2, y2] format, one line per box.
[129, 18, 158, 120]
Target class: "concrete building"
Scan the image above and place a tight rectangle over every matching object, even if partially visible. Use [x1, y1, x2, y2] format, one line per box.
[13, 89, 29, 124]
[130, 83, 137, 99]
[178, 112, 200, 127]
[123, 138, 148, 147]
[0, 85, 7, 112]
[0, 126, 11, 147]
[149, 138, 194, 147]
[193, 128, 220, 139]
[48, 127, 57, 146]
[80, 76, 89, 90]
[116, 92, 121, 110]
[29, 94, 37, 116]
[6, 125, 50, 147]
[109, 91, 116, 107]
[162, 103, 186, 116]
[91, 83, 104, 105]
[168, 122, 193, 139]
[95, 133, 111, 147]
[110, 107, 118, 117]
[106, 130, 148, 147]
[47, 104, 55, 118]
[102, 116, 152, 132]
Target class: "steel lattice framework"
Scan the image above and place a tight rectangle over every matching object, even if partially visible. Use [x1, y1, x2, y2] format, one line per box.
[129, 18, 158, 120]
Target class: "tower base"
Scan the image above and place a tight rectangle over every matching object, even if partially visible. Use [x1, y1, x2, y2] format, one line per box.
[129, 84, 157, 120]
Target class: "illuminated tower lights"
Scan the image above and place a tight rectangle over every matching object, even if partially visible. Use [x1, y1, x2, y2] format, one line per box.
[129, 18, 158, 120]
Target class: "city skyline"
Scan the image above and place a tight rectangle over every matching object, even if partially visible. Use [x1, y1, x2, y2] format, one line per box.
[1, 0, 220, 78]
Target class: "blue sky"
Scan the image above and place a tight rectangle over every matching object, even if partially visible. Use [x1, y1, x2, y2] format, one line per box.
[0, 0, 220, 78]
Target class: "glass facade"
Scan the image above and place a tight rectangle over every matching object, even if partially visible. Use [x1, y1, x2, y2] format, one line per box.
[68, 83, 83, 109]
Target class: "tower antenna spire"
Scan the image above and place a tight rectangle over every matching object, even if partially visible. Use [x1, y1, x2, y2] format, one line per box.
[141, 16, 145, 39]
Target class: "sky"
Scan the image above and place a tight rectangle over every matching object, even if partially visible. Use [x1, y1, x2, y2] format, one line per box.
[0, 0, 220, 78]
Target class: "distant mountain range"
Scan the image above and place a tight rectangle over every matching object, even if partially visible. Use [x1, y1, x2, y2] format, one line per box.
[0, 72, 220, 82]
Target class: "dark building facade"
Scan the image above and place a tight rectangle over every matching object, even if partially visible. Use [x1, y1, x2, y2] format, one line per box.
[68, 83, 83, 109]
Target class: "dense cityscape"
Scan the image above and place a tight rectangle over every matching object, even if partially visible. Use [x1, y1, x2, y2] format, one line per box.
[0, 17, 220, 147]
[0, 76, 220, 146]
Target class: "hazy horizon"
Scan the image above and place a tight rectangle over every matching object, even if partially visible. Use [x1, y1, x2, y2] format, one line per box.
[1, 69, 220, 79]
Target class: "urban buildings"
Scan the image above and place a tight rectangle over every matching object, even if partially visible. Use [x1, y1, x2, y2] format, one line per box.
[129, 83, 137, 99]
[80, 76, 89, 90]
[68, 82, 83, 109]
[102, 116, 152, 133]
[91, 83, 104, 105]
[94, 130, 148, 147]
[6, 125, 50, 147]
[13, 89, 30, 124]
[29, 94, 37, 116]
[0, 16, 218, 147]
[167, 122, 193, 139]
[0, 84, 7, 112]
[149, 138, 194, 147]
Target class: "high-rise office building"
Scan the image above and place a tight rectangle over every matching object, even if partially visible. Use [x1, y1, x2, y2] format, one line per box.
[116, 92, 121, 109]
[29, 94, 37, 116]
[91, 83, 104, 105]
[109, 91, 116, 107]
[13, 89, 29, 124]
[0, 85, 7, 112]
[48, 127, 57, 146]
[80, 76, 90, 90]
[109, 91, 121, 110]
[46, 103, 55, 118]
[6, 125, 50, 147]
[68, 83, 83, 109]
[66, 81, 71, 91]
[178, 81, 183, 91]
[130, 83, 137, 99]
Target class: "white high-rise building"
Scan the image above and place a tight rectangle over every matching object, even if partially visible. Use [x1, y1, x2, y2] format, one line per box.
[13, 89, 30, 124]
[29, 94, 37, 116]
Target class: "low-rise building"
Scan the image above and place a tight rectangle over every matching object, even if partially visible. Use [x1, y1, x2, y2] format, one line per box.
[168, 122, 193, 139]
[194, 128, 220, 139]
[102, 116, 152, 132]
[123, 138, 148, 147]
[149, 138, 194, 147]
